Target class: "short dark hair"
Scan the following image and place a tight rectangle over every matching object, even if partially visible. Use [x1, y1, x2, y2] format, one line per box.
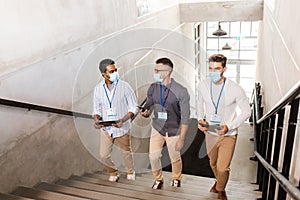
[208, 54, 227, 68]
[99, 58, 115, 73]
[155, 57, 173, 68]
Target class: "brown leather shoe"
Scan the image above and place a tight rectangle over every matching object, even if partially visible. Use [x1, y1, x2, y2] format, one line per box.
[210, 181, 218, 193]
[218, 190, 227, 200]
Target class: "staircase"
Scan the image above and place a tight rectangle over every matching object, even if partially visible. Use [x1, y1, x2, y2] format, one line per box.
[0, 171, 261, 199]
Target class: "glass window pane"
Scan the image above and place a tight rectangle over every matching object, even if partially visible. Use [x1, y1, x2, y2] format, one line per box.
[240, 51, 257, 60]
[240, 64, 256, 78]
[241, 22, 251, 37]
[207, 22, 219, 37]
[240, 78, 255, 97]
[226, 50, 239, 60]
[251, 21, 259, 37]
[240, 38, 257, 49]
[230, 22, 240, 37]
[225, 64, 237, 80]
[207, 38, 219, 49]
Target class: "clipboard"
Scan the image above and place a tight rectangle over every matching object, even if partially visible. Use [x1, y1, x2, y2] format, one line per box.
[96, 120, 117, 126]
[199, 123, 222, 132]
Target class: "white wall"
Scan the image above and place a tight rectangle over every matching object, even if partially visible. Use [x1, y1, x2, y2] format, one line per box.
[256, 0, 300, 195]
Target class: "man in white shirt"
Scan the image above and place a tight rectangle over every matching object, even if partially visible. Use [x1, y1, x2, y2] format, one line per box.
[197, 54, 251, 200]
[93, 58, 138, 182]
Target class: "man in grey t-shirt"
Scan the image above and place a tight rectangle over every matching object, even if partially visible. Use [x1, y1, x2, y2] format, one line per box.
[140, 57, 190, 189]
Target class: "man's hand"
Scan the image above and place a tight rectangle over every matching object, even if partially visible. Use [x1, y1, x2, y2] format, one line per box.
[140, 109, 150, 118]
[216, 125, 229, 135]
[113, 119, 123, 128]
[198, 119, 208, 132]
[94, 114, 104, 129]
[175, 137, 185, 152]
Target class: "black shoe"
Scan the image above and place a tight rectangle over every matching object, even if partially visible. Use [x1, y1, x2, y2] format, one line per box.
[152, 180, 164, 189]
[171, 179, 181, 187]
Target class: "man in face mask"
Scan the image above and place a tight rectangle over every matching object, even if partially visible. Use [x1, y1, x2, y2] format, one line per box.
[197, 54, 251, 200]
[93, 58, 138, 182]
[140, 57, 191, 189]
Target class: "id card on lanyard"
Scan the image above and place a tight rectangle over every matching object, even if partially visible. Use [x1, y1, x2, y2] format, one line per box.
[157, 83, 172, 121]
[103, 81, 118, 120]
[210, 79, 226, 125]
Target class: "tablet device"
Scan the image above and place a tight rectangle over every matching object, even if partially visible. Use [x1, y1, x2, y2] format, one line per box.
[137, 105, 148, 112]
[96, 120, 117, 126]
[199, 123, 222, 132]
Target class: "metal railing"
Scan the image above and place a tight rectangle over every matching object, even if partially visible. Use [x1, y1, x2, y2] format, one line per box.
[0, 98, 92, 119]
[253, 81, 300, 200]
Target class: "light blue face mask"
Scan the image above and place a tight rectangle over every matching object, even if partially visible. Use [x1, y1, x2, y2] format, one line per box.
[209, 72, 221, 83]
[109, 72, 119, 82]
[153, 73, 163, 82]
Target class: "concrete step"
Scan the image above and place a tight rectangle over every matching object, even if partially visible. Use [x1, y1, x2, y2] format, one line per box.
[12, 186, 88, 200]
[57, 178, 182, 200]
[72, 174, 213, 200]
[0, 193, 34, 200]
[36, 182, 137, 200]
[90, 171, 261, 199]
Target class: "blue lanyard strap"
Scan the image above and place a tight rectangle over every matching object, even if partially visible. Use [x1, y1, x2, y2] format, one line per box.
[160, 82, 172, 111]
[103, 80, 119, 108]
[210, 79, 226, 114]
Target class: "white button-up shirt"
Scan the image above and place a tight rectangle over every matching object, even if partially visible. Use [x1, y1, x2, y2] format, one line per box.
[93, 79, 138, 138]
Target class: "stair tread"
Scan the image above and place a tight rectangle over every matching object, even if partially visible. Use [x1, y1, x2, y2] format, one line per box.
[72, 175, 217, 200]
[57, 178, 188, 200]
[88, 172, 261, 199]
[36, 182, 138, 200]
[12, 186, 88, 200]
[0, 193, 34, 200]
[92, 172, 260, 194]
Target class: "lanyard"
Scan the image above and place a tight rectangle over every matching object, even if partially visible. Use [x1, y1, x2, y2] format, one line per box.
[160, 82, 172, 111]
[210, 79, 226, 114]
[103, 80, 118, 108]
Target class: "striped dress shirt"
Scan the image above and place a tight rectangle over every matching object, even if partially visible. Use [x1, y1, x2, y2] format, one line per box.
[93, 79, 138, 138]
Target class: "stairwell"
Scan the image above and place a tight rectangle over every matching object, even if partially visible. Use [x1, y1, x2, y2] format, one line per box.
[0, 171, 261, 200]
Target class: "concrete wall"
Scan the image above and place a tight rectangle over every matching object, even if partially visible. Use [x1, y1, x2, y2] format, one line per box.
[0, 0, 194, 193]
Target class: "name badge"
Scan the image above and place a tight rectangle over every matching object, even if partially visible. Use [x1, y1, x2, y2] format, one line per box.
[158, 112, 168, 120]
[210, 114, 221, 124]
[106, 108, 117, 119]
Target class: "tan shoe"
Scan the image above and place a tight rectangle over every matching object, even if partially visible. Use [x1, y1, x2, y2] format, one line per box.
[210, 181, 218, 193]
[218, 190, 227, 200]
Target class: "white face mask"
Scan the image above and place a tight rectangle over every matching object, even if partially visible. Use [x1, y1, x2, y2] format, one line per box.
[208, 71, 221, 82]
[109, 72, 119, 82]
[153, 73, 163, 82]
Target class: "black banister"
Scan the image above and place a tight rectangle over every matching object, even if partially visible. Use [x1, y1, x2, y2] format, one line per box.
[257, 80, 300, 124]
[0, 98, 92, 119]
[253, 80, 300, 200]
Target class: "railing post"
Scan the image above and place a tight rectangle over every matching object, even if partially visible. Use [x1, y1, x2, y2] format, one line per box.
[270, 109, 285, 199]
[278, 98, 300, 200]
[261, 118, 270, 199]
[266, 115, 276, 200]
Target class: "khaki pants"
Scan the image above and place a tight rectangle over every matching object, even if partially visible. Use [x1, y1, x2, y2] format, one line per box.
[206, 134, 237, 191]
[99, 129, 134, 176]
[149, 129, 182, 181]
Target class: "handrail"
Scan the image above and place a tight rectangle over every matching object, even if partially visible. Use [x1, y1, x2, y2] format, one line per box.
[254, 152, 300, 200]
[0, 98, 92, 119]
[257, 80, 300, 124]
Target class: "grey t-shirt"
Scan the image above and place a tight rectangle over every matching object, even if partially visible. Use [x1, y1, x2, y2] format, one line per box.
[144, 79, 190, 136]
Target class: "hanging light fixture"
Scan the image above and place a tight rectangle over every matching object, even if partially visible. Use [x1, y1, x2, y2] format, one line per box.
[222, 42, 232, 50]
[213, 22, 227, 36]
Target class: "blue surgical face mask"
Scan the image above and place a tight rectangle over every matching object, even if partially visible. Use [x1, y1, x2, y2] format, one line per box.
[109, 72, 119, 82]
[153, 73, 163, 82]
[209, 72, 221, 83]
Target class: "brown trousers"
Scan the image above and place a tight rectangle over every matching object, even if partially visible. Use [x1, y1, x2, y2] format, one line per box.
[206, 134, 237, 191]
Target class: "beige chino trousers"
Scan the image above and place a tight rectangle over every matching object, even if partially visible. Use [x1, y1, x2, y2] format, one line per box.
[149, 129, 182, 181]
[99, 129, 134, 176]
